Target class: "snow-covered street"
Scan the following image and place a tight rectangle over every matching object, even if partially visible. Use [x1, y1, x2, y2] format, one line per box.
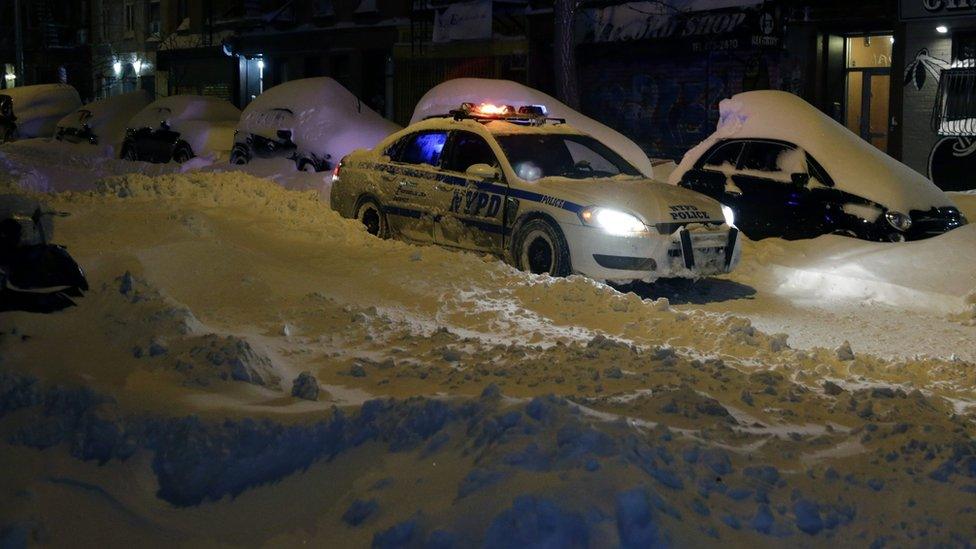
[1, 140, 975, 546]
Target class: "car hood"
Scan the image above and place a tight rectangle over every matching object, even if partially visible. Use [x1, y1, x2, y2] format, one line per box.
[526, 176, 725, 225]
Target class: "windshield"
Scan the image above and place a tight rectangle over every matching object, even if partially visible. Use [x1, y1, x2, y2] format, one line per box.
[495, 133, 642, 181]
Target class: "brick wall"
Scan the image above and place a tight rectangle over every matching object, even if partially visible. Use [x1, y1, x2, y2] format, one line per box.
[900, 24, 952, 178]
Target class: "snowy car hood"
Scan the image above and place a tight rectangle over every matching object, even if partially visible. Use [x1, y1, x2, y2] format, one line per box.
[526, 177, 724, 225]
[669, 91, 953, 214]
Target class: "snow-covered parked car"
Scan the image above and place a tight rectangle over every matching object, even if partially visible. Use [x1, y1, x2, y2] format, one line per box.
[331, 102, 740, 282]
[671, 91, 967, 242]
[121, 95, 241, 163]
[55, 90, 152, 153]
[0, 84, 81, 143]
[231, 77, 400, 172]
[413, 78, 658, 178]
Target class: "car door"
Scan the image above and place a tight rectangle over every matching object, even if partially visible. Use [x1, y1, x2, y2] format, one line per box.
[435, 130, 508, 253]
[730, 140, 817, 240]
[384, 130, 449, 243]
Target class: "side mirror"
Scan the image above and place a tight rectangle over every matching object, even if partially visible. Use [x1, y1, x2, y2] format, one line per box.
[466, 163, 500, 180]
[791, 173, 810, 187]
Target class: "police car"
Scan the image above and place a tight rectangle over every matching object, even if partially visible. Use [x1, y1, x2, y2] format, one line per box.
[330, 103, 741, 282]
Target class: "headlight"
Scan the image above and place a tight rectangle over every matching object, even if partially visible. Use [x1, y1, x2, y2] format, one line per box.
[579, 207, 647, 236]
[885, 211, 912, 231]
[721, 205, 736, 228]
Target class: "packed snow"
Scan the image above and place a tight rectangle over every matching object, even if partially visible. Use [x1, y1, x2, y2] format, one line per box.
[670, 91, 955, 214]
[1, 84, 82, 139]
[237, 77, 401, 167]
[1, 112, 975, 546]
[411, 78, 657, 178]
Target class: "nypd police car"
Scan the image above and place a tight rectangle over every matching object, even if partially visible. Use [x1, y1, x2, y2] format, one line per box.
[330, 103, 741, 283]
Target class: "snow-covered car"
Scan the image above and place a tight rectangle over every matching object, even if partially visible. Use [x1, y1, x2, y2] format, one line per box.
[55, 90, 151, 153]
[0, 84, 81, 143]
[231, 77, 400, 172]
[121, 95, 241, 163]
[331, 103, 741, 282]
[671, 91, 967, 242]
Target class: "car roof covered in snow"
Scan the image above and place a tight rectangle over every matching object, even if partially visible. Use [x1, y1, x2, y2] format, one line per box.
[237, 77, 400, 163]
[410, 78, 656, 177]
[129, 95, 241, 130]
[669, 90, 953, 213]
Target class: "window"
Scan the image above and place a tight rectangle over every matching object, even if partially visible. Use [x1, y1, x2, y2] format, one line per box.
[443, 132, 498, 173]
[738, 141, 795, 173]
[933, 66, 976, 136]
[396, 131, 448, 167]
[149, 1, 161, 34]
[702, 141, 743, 169]
[495, 134, 641, 181]
[124, 2, 135, 33]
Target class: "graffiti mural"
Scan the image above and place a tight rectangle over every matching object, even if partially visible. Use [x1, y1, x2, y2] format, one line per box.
[904, 48, 976, 191]
[580, 48, 798, 161]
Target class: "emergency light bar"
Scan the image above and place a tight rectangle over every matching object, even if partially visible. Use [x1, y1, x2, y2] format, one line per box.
[438, 102, 565, 126]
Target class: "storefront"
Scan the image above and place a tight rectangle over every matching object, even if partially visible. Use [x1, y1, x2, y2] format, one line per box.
[899, 0, 976, 190]
[575, 1, 797, 161]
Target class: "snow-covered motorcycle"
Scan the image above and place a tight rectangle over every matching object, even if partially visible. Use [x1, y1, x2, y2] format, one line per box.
[0, 195, 88, 312]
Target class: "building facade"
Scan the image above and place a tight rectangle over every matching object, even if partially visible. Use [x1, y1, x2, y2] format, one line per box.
[0, 0, 93, 97]
[90, 0, 165, 99]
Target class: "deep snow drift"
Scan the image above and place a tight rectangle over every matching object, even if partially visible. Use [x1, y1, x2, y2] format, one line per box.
[0, 165, 974, 546]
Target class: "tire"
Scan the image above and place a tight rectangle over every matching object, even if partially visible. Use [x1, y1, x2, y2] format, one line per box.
[230, 144, 250, 165]
[121, 142, 139, 161]
[355, 198, 389, 239]
[297, 157, 323, 173]
[0, 126, 13, 145]
[512, 217, 572, 277]
[172, 143, 194, 164]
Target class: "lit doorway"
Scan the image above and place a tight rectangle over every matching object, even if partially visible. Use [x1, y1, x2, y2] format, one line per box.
[845, 35, 893, 151]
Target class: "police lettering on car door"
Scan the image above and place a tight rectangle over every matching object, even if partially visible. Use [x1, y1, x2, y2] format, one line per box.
[450, 189, 503, 218]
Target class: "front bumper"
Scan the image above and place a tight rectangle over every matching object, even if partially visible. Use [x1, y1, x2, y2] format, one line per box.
[561, 223, 742, 282]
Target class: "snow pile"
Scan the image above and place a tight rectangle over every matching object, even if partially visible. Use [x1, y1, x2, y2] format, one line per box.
[411, 78, 656, 177]
[2, 84, 82, 139]
[237, 77, 401, 164]
[669, 90, 954, 213]
[57, 90, 152, 154]
[738, 227, 976, 314]
[0, 168, 974, 546]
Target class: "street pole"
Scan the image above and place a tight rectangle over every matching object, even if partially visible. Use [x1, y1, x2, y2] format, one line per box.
[14, 0, 25, 85]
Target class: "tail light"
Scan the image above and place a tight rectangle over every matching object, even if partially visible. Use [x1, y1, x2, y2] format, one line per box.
[332, 160, 342, 182]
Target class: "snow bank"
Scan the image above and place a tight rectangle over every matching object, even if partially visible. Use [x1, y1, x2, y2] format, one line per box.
[237, 77, 400, 164]
[411, 78, 656, 178]
[2, 84, 82, 138]
[57, 90, 152, 153]
[670, 90, 954, 213]
[741, 226, 976, 314]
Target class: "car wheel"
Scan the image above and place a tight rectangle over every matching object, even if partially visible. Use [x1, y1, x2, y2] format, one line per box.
[173, 143, 194, 164]
[356, 198, 389, 238]
[230, 144, 250, 165]
[297, 157, 322, 173]
[512, 218, 571, 277]
[1, 127, 14, 144]
[121, 142, 139, 161]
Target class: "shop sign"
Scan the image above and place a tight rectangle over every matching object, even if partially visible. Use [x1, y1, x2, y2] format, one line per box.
[901, 0, 976, 20]
[433, 0, 492, 43]
[579, 2, 781, 51]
